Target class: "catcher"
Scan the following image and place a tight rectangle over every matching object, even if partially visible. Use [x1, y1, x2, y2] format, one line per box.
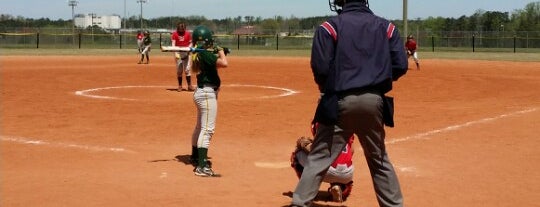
[291, 123, 355, 203]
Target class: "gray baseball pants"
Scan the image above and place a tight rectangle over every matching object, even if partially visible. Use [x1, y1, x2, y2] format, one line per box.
[292, 92, 403, 207]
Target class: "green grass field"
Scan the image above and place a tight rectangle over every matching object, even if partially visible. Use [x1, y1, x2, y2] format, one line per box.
[1, 48, 539, 62]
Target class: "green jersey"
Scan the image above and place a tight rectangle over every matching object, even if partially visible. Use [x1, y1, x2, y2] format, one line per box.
[196, 51, 220, 89]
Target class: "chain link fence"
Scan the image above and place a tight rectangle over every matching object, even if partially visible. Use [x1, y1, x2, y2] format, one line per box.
[1, 28, 539, 52]
[412, 31, 540, 52]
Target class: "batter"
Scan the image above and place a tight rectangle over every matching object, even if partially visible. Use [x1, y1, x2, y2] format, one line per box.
[189, 26, 228, 177]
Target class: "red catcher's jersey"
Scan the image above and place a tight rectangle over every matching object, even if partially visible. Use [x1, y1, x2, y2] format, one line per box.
[137, 33, 144, 40]
[331, 137, 354, 168]
[406, 39, 417, 51]
[171, 30, 192, 47]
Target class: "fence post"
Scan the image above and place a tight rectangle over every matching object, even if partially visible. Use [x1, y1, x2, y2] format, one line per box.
[36, 33, 40, 48]
[472, 34, 475, 52]
[276, 34, 279, 51]
[513, 35, 516, 53]
[237, 34, 240, 50]
[119, 33, 123, 49]
[79, 33, 82, 49]
[159, 33, 162, 47]
[431, 36, 434, 52]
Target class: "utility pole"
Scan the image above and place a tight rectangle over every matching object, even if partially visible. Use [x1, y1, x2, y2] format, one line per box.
[137, 0, 147, 31]
[123, 0, 126, 31]
[68, 0, 79, 46]
[403, 0, 408, 39]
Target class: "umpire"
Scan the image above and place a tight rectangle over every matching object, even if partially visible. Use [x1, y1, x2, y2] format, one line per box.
[290, 0, 408, 207]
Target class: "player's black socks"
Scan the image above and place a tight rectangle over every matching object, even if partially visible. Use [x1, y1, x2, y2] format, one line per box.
[197, 148, 208, 167]
[191, 146, 198, 159]
[178, 76, 182, 86]
[186, 76, 192, 85]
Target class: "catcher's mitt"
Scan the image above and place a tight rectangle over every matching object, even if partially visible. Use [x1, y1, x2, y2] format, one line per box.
[296, 136, 313, 153]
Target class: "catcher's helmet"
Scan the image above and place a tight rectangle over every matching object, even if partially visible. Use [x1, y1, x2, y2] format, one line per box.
[329, 0, 369, 13]
[192, 26, 214, 48]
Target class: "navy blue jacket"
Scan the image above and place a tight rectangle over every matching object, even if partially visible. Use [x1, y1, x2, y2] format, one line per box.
[311, 2, 408, 94]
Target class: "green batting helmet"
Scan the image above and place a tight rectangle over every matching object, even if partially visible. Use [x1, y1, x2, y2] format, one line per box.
[192, 26, 214, 48]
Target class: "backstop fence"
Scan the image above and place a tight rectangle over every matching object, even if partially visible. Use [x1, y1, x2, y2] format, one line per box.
[1, 28, 539, 52]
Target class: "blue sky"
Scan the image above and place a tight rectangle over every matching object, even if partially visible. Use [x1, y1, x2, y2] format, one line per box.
[0, 0, 536, 20]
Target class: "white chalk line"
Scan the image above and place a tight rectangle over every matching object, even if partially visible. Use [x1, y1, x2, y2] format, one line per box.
[254, 161, 291, 169]
[255, 107, 538, 171]
[0, 135, 136, 153]
[74, 84, 299, 101]
[386, 107, 538, 145]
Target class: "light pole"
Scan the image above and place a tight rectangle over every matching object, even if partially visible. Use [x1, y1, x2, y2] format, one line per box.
[68, 0, 79, 46]
[137, 0, 147, 31]
[89, 13, 96, 43]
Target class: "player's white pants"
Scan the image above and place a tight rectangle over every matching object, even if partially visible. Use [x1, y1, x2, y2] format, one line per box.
[295, 150, 354, 184]
[191, 86, 218, 149]
[411, 51, 419, 63]
[141, 45, 150, 55]
[137, 40, 143, 52]
[176, 52, 191, 77]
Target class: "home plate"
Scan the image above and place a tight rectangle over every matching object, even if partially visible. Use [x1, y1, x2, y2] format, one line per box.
[254, 161, 290, 169]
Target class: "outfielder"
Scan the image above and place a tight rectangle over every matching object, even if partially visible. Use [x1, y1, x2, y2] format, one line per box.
[291, 123, 354, 203]
[189, 26, 228, 177]
[405, 34, 420, 70]
[171, 22, 195, 91]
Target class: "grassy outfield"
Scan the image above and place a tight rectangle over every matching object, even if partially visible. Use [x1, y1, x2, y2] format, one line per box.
[1, 48, 539, 62]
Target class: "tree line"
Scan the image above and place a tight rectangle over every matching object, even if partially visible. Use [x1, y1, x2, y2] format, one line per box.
[1, 1, 538, 35]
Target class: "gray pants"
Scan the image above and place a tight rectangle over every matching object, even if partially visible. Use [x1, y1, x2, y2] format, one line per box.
[191, 87, 218, 149]
[292, 92, 403, 207]
[176, 52, 191, 77]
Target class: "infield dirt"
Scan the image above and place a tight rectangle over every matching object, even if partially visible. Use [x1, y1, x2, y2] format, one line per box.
[2, 55, 540, 206]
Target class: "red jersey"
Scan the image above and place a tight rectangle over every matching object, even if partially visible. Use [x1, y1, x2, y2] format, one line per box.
[331, 137, 354, 168]
[137, 33, 144, 41]
[171, 30, 192, 47]
[405, 39, 417, 51]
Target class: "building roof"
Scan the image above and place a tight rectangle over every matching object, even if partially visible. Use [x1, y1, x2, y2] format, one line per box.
[232, 26, 262, 35]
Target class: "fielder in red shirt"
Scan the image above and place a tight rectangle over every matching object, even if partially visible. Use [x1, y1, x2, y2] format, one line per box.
[136, 30, 144, 54]
[405, 34, 420, 70]
[171, 22, 194, 91]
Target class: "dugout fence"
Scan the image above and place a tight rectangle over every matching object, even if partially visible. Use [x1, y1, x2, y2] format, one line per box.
[1, 29, 539, 52]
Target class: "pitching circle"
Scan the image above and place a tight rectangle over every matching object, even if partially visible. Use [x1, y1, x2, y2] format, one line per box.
[74, 84, 299, 101]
